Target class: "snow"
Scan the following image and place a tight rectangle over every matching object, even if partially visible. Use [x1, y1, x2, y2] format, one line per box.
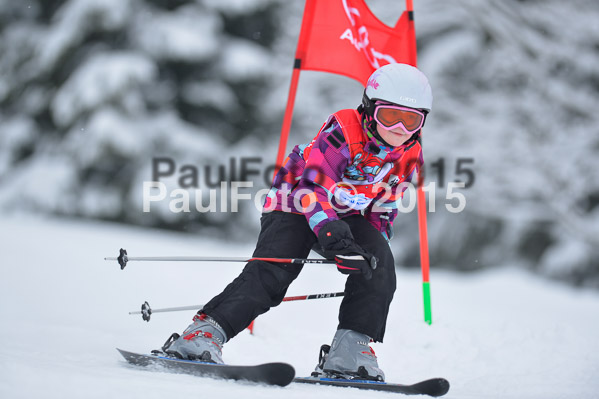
[218, 39, 273, 82]
[202, 0, 278, 15]
[131, 5, 221, 62]
[0, 155, 78, 213]
[1, 215, 598, 398]
[37, 0, 131, 73]
[181, 81, 238, 110]
[52, 52, 157, 127]
[3, 0, 599, 283]
[0, 116, 37, 175]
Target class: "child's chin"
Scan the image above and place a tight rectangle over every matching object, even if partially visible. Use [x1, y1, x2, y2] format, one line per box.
[389, 132, 409, 140]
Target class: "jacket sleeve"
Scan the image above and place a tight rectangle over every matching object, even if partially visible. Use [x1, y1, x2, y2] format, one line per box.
[364, 193, 398, 242]
[295, 119, 350, 236]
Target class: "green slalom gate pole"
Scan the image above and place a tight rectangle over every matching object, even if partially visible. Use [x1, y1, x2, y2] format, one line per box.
[407, 0, 433, 325]
[417, 179, 432, 325]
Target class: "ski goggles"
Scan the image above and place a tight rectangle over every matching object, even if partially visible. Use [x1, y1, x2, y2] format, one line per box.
[373, 104, 426, 134]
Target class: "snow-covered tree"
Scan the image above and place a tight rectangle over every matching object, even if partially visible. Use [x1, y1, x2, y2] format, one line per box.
[0, 0, 285, 232]
[1, 0, 598, 286]
[411, 0, 599, 285]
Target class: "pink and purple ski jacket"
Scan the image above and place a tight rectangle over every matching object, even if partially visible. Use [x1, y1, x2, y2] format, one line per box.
[264, 109, 423, 240]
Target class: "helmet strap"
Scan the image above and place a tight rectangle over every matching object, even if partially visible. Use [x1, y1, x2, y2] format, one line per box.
[361, 91, 376, 117]
[361, 112, 394, 148]
[361, 92, 386, 144]
[371, 128, 394, 148]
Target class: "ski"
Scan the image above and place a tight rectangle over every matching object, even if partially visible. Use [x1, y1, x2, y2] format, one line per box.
[117, 348, 295, 387]
[293, 376, 450, 396]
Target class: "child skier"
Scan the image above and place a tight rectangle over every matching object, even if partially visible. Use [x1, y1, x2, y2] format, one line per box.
[161, 63, 433, 381]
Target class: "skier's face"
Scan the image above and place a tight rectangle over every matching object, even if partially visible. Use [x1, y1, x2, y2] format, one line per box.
[376, 123, 412, 147]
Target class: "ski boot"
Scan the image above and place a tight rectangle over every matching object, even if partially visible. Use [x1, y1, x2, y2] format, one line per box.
[314, 329, 385, 381]
[161, 313, 227, 364]
[311, 344, 331, 377]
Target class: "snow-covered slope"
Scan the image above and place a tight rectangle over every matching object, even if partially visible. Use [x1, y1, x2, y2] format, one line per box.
[1, 215, 598, 398]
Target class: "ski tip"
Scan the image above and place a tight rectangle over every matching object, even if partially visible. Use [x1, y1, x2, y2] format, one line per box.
[259, 362, 296, 386]
[116, 348, 137, 361]
[116, 349, 295, 387]
[415, 378, 450, 397]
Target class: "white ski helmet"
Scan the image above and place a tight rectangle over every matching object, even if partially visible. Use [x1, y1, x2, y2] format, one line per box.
[363, 63, 433, 112]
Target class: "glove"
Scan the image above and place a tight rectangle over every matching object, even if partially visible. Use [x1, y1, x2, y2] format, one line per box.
[317, 220, 377, 280]
[334, 254, 378, 280]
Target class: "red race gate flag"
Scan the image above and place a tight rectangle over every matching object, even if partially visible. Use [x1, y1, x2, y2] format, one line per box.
[296, 0, 416, 85]
[275, 0, 416, 175]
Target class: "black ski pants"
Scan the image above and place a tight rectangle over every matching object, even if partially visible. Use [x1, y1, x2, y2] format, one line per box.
[202, 211, 396, 342]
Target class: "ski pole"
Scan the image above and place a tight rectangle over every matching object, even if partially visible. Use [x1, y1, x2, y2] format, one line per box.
[132, 292, 345, 322]
[106, 248, 336, 270]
